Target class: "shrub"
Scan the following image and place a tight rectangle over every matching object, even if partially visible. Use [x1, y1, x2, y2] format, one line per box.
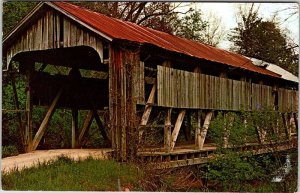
[2, 145, 19, 158]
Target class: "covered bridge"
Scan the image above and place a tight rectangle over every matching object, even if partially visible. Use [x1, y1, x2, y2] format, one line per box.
[3, 2, 298, 164]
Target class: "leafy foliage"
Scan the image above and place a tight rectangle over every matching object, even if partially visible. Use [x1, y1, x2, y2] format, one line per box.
[206, 108, 295, 191]
[2, 145, 19, 158]
[175, 10, 226, 47]
[175, 10, 208, 42]
[3, 1, 38, 36]
[74, 2, 186, 34]
[229, 4, 299, 75]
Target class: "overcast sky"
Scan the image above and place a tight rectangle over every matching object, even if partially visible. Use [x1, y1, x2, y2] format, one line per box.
[178, 2, 299, 50]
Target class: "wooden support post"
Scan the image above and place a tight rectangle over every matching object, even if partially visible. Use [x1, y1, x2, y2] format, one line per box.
[170, 110, 186, 151]
[293, 113, 298, 133]
[198, 111, 213, 150]
[256, 127, 266, 143]
[11, 73, 25, 146]
[193, 66, 202, 149]
[71, 108, 78, 148]
[256, 116, 267, 143]
[94, 110, 110, 142]
[164, 108, 172, 152]
[30, 89, 62, 151]
[77, 110, 94, 147]
[195, 110, 201, 149]
[282, 113, 291, 139]
[25, 65, 33, 152]
[287, 113, 293, 136]
[138, 83, 156, 141]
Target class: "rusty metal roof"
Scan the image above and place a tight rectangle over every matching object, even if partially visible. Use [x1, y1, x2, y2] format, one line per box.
[51, 2, 280, 78]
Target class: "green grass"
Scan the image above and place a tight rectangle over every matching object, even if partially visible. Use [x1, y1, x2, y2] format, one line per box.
[2, 156, 142, 191]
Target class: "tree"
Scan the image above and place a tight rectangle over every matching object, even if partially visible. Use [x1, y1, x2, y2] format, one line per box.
[174, 9, 226, 47]
[201, 11, 226, 47]
[207, 110, 296, 192]
[175, 10, 208, 42]
[3, 2, 192, 35]
[75, 2, 191, 34]
[229, 4, 299, 75]
[3, 1, 38, 35]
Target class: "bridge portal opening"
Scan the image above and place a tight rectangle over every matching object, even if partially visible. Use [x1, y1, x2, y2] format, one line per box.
[5, 46, 111, 152]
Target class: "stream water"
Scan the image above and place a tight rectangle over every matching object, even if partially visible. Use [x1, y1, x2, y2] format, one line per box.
[271, 154, 292, 182]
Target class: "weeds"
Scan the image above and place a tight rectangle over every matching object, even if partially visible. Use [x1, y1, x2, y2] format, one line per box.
[2, 156, 141, 191]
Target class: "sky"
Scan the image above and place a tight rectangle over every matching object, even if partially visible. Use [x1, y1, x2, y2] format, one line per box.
[177, 2, 299, 50]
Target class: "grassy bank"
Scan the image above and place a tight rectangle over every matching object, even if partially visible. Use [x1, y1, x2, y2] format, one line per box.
[2, 153, 297, 192]
[2, 157, 142, 191]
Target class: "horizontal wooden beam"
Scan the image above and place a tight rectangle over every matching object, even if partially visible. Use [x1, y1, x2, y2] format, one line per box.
[2, 109, 28, 113]
[145, 77, 156, 84]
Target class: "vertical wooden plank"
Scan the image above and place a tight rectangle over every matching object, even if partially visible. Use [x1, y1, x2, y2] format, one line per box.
[108, 45, 115, 149]
[70, 23, 77, 46]
[205, 75, 208, 109]
[195, 110, 201, 149]
[140, 61, 145, 104]
[44, 12, 49, 48]
[185, 71, 188, 108]
[173, 67, 176, 107]
[121, 56, 127, 161]
[202, 74, 206, 109]
[178, 69, 181, 108]
[293, 113, 298, 132]
[157, 66, 161, 106]
[25, 65, 33, 152]
[167, 66, 170, 107]
[164, 108, 172, 152]
[48, 11, 54, 48]
[33, 22, 38, 50]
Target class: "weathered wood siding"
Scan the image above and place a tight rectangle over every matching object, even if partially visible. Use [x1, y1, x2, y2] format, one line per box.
[157, 66, 298, 112]
[109, 46, 140, 160]
[6, 10, 103, 67]
[133, 61, 145, 104]
[278, 88, 298, 112]
[251, 83, 273, 110]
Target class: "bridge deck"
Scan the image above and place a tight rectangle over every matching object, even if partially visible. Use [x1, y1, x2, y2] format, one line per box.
[2, 148, 114, 173]
[138, 138, 297, 169]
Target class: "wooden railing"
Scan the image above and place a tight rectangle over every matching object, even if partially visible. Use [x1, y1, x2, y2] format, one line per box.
[157, 66, 298, 112]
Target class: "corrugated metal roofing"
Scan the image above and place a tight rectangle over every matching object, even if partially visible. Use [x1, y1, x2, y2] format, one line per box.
[53, 2, 280, 78]
[249, 57, 298, 83]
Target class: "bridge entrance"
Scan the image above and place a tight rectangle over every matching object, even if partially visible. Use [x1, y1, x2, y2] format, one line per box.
[4, 46, 111, 152]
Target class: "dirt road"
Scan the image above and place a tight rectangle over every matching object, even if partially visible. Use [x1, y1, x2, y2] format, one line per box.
[2, 148, 113, 174]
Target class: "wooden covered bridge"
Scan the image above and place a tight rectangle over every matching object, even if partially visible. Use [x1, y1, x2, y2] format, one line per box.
[3, 2, 298, 168]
